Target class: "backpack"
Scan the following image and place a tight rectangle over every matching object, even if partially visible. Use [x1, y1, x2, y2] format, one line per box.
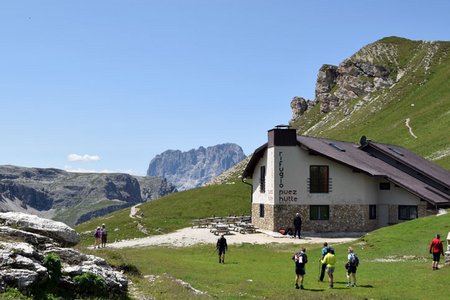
[349, 253, 359, 267]
[294, 252, 307, 265]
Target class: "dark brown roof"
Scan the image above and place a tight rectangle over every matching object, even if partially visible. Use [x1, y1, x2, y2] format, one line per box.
[364, 141, 450, 189]
[242, 135, 450, 206]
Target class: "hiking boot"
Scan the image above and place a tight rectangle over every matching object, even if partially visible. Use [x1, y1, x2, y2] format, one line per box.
[353, 284, 357, 287]
[300, 285, 304, 290]
[347, 283, 351, 287]
[295, 284, 299, 289]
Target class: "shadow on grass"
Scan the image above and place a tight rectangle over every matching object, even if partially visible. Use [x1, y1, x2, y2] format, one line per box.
[334, 281, 374, 289]
[303, 288, 325, 292]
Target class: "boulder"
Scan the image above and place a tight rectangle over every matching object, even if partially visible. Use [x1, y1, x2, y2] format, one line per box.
[0, 212, 80, 246]
[0, 213, 128, 296]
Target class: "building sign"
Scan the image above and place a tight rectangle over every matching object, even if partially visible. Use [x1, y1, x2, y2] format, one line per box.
[278, 151, 298, 203]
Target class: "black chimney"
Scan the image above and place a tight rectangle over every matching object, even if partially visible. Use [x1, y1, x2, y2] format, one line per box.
[268, 125, 297, 147]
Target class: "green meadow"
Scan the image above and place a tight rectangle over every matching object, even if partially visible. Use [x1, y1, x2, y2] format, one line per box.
[75, 180, 450, 300]
[71, 37, 450, 299]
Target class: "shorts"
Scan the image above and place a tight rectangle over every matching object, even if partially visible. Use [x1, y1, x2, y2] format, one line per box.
[347, 265, 357, 274]
[295, 267, 306, 275]
[326, 266, 335, 274]
[432, 252, 441, 262]
[218, 249, 226, 255]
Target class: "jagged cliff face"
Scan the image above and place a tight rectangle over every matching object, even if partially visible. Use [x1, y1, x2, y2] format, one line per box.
[147, 143, 246, 191]
[315, 60, 393, 113]
[289, 37, 450, 170]
[0, 165, 177, 226]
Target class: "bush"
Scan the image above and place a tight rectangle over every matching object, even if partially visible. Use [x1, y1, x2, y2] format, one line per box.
[73, 272, 107, 297]
[0, 288, 31, 300]
[43, 253, 62, 285]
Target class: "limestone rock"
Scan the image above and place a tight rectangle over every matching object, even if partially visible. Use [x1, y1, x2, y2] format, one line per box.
[0, 212, 80, 247]
[0, 212, 128, 296]
[290, 38, 401, 120]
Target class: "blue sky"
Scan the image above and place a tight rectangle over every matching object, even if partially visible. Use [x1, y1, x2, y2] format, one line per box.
[1, 0, 449, 175]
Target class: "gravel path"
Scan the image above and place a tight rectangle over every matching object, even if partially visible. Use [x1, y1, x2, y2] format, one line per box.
[105, 227, 359, 249]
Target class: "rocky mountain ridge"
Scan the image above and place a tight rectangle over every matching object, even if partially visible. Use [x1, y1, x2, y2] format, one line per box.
[147, 143, 246, 191]
[0, 165, 176, 226]
[288, 36, 450, 169]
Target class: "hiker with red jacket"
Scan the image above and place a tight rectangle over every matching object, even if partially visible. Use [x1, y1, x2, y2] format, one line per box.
[429, 233, 444, 270]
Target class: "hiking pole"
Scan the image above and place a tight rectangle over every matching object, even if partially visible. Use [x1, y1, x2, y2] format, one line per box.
[317, 260, 321, 282]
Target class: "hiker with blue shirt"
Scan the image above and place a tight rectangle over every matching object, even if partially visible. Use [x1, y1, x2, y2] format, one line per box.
[346, 247, 359, 287]
[319, 242, 330, 282]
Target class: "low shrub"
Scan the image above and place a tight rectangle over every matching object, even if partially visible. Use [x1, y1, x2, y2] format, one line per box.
[42, 253, 62, 286]
[73, 272, 107, 298]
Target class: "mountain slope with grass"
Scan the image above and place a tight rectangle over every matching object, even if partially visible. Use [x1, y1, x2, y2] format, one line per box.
[75, 179, 251, 246]
[0, 165, 176, 226]
[74, 193, 450, 299]
[290, 37, 450, 170]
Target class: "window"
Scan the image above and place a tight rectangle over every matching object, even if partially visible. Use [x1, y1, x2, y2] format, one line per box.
[398, 205, 418, 220]
[260, 166, 266, 193]
[309, 166, 329, 193]
[310, 205, 329, 220]
[369, 205, 377, 219]
[379, 182, 391, 190]
[259, 204, 265, 218]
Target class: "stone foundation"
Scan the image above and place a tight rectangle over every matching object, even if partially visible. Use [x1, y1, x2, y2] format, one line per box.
[252, 202, 428, 233]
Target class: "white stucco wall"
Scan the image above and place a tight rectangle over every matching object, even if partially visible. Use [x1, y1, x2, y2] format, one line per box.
[252, 149, 275, 205]
[251, 144, 421, 207]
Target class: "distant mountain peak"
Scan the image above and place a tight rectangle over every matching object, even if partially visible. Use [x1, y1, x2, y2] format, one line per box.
[147, 143, 246, 191]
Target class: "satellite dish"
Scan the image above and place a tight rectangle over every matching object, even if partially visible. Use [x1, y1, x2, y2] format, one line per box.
[360, 135, 367, 146]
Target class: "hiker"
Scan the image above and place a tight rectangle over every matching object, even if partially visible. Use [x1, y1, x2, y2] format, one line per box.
[101, 223, 108, 248]
[319, 242, 329, 281]
[346, 247, 359, 287]
[216, 234, 228, 263]
[94, 226, 101, 249]
[293, 213, 302, 238]
[429, 233, 444, 270]
[292, 247, 308, 289]
[321, 246, 336, 288]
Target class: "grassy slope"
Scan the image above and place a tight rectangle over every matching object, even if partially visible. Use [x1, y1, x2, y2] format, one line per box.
[75, 180, 251, 247]
[79, 210, 450, 300]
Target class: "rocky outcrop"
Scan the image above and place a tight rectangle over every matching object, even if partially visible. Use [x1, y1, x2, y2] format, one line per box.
[290, 96, 316, 120]
[0, 212, 127, 296]
[0, 212, 79, 246]
[147, 143, 246, 191]
[0, 165, 177, 226]
[315, 59, 394, 113]
[290, 38, 399, 119]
